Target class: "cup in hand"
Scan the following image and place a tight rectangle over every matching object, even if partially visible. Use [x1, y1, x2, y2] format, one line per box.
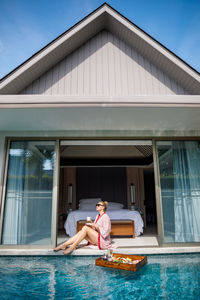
[86, 216, 92, 222]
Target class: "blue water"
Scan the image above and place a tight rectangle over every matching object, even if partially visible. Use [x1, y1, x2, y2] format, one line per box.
[0, 254, 200, 299]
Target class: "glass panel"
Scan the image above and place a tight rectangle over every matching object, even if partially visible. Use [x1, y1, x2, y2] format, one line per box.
[2, 141, 56, 245]
[157, 141, 200, 243]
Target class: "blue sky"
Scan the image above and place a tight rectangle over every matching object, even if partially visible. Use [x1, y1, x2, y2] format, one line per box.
[0, 0, 200, 79]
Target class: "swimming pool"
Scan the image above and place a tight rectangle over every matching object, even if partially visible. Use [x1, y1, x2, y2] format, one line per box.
[0, 254, 199, 299]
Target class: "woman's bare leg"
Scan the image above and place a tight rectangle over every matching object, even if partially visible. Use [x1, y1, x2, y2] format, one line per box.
[63, 226, 98, 255]
[53, 230, 85, 251]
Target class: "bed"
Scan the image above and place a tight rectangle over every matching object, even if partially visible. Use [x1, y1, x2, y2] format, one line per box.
[64, 199, 144, 237]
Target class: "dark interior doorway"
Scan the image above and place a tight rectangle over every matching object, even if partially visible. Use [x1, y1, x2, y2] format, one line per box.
[144, 169, 157, 226]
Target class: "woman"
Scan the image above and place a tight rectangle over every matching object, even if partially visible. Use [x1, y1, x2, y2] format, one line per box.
[54, 200, 112, 255]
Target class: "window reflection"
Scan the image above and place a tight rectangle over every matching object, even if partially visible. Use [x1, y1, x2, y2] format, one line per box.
[157, 141, 200, 243]
[2, 141, 56, 245]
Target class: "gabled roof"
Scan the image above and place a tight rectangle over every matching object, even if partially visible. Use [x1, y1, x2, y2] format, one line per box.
[0, 2, 200, 94]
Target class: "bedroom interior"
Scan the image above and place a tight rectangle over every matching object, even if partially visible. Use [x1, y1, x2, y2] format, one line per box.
[57, 143, 157, 246]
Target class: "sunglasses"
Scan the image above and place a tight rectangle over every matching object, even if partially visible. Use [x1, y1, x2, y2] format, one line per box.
[96, 203, 104, 207]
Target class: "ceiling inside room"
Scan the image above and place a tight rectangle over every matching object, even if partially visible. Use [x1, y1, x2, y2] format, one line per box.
[60, 145, 153, 166]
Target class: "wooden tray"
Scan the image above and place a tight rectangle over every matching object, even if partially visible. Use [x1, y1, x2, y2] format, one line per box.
[95, 253, 147, 272]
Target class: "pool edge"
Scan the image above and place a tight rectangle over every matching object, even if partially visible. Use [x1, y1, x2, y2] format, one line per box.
[0, 246, 200, 256]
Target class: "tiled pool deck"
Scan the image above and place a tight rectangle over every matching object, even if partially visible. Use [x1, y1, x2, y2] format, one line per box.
[1, 236, 200, 256]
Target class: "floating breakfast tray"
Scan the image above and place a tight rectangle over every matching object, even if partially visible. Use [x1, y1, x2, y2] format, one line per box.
[95, 253, 147, 272]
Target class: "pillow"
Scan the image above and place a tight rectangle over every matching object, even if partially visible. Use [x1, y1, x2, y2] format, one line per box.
[79, 198, 101, 204]
[107, 206, 122, 211]
[79, 199, 123, 207]
[79, 201, 124, 211]
[107, 202, 124, 209]
[79, 203, 95, 210]
[79, 204, 122, 211]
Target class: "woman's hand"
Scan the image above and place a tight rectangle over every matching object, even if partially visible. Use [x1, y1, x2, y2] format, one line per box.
[86, 222, 99, 232]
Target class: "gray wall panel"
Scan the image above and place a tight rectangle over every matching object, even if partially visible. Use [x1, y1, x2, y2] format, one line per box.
[20, 31, 188, 96]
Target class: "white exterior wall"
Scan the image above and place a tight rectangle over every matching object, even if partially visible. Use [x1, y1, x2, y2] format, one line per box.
[21, 31, 188, 96]
[0, 135, 5, 199]
[0, 135, 5, 177]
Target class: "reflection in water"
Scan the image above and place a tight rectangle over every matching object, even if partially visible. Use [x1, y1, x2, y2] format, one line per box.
[0, 255, 199, 299]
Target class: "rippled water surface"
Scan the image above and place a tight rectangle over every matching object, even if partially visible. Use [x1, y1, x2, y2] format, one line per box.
[0, 254, 200, 299]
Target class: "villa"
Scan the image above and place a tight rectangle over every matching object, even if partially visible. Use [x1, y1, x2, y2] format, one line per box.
[0, 3, 200, 255]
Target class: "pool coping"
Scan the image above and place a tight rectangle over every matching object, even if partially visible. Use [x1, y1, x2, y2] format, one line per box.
[0, 246, 200, 256]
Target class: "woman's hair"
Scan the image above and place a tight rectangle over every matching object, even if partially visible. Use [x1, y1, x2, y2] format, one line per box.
[99, 200, 108, 212]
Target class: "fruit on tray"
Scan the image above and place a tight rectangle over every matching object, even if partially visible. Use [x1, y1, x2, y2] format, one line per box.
[112, 257, 141, 265]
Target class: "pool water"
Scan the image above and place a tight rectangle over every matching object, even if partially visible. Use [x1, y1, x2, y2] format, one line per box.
[0, 254, 200, 299]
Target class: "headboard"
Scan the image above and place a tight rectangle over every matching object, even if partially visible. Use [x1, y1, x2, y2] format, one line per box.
[76, 167, 127, 208]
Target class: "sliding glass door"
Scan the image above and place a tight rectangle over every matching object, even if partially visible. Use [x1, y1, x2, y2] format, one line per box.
[1, 141, 56, 245]
[157, 140, 200, 243]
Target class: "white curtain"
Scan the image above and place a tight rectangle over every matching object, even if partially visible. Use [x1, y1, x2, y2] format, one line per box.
[173, 141, 200, 242]
[2, 142, 26, 244]
[2, 141, 54, 245]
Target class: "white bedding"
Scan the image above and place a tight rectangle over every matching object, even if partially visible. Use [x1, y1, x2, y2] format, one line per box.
[64, 209, 144, 237]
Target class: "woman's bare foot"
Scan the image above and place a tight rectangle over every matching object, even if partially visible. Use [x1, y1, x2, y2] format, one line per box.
[53, 244, 67, 252]
[63, 246, 76, 255]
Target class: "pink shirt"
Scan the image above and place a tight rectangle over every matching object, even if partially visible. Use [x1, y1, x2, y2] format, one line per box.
[94, 213, 112, 249]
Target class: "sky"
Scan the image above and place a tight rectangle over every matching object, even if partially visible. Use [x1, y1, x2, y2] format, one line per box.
[0, 0, 200, 79]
